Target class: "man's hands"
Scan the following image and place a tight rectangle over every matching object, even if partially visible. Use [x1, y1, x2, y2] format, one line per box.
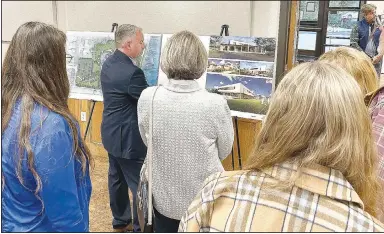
[373, 55, 383, 64]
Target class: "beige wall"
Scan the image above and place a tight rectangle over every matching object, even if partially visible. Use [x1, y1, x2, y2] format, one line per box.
[58, 1, 279, 37]
[2, 44, 9, 63]
[251, 1, 280, 38]
[2, 1, 280, 60]
[367, 1, 384, 15]
[2, 1, 56, 41]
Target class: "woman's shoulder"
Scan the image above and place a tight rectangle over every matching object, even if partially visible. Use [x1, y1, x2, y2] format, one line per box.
[201, 170, 260, 195]
[140, 86, 158, 97]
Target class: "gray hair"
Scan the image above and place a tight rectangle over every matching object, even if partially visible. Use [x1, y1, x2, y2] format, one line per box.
[361, 4, 376, 16]
[115, 24, 142, 48]
[160, 31, 208, 80]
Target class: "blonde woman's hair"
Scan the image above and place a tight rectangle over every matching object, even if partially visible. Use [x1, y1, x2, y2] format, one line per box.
[245, 61, 381, 218]
[160, 30, 208, 80]
[319, 46, 378, 96]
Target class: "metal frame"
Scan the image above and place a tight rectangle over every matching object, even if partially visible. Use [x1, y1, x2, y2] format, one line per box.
[321, 0, 366, 54]
[296, 0, 366, 61]
[275, 0, 291, 87]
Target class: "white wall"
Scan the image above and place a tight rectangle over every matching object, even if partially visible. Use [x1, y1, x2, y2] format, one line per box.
[367, 1, 384, 15]
[2, 1, 281, 61]
[251, 1, 280, 38]
[2, 1, 55, 41]
[61, 1, 251, 36]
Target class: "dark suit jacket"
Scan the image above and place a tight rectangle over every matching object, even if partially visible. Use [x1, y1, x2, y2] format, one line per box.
[101, 50, 148, 160]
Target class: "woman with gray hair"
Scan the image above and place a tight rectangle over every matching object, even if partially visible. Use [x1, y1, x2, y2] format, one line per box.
[137, 30, 234, 232]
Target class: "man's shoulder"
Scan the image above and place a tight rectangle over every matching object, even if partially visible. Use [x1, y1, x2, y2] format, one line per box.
[102, 57, 137, 78]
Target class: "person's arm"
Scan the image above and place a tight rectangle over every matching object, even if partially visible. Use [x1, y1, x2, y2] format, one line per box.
[378, 26, 384, 56]
[373, 27, 384, 63]
[215, 98, 234, 161]
[350, 23, 364, 51]
[127, 68, 149, 100]
[35, 130, 88, 232]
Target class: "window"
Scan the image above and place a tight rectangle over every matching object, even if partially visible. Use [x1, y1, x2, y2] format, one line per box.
[325, 11, 359, 47]
[299, 1, 320, 23]
[329, 1, 360, 8]
[298, 31, 317, 50]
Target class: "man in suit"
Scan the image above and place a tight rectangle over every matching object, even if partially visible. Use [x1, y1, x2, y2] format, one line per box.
[101, 24, 148, 232]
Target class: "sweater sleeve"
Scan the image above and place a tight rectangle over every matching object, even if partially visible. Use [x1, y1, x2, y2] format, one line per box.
[138, 88, 149, 146]
[35, 130, 88, 232]
[215, 98, 234, 160]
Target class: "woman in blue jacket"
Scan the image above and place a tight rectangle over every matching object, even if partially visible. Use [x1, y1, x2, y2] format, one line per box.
[1, 22, 93, 232]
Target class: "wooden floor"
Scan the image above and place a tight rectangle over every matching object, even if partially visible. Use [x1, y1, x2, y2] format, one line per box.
[89, 154, 134, 232]
[89, 154, 114, 232]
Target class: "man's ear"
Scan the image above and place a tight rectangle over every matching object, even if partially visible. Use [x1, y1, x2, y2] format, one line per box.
[122, 40, 131, 50]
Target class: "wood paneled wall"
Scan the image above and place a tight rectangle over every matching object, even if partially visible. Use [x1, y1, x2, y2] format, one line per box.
[68, 98, 262, 171]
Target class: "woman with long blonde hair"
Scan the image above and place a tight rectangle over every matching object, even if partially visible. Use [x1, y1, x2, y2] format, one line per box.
[179, 61, 383, 232]
[2, 22, 92, 231]
[319, 46, 378, 96]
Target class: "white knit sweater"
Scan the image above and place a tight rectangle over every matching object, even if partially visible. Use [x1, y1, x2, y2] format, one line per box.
[137, 79, 234, 220]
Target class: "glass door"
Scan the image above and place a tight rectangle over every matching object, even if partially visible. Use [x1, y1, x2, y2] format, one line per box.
[297, 1, 324, 62]
[296, 0, 366, 63]
[323, 1, 363, 53]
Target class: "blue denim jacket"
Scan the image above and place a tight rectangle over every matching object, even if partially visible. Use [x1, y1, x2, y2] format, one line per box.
[1, 100, 92, 232]
[357, 19, 381, 52]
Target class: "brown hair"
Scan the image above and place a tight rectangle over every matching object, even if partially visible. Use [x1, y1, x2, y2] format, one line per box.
[246, 61, 381, 218]
[1, 22, 92, 196]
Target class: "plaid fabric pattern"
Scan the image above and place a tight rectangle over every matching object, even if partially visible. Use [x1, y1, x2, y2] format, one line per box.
[369, 88, 384, 181]
[179, 162, 384, 232]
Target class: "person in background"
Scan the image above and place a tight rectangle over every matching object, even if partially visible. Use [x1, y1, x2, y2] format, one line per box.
[319, 46, 378, 96]
[350, 3, 382, 78]
[179, 61, 384, 232]
[137, 30, 234, 232]
[100, 24, 148, 232]
[1, 21, 92, 232]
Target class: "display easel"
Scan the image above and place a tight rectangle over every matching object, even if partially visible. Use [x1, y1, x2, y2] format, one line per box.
[218, 24, 242, 170]
[83, 23, 119, 140]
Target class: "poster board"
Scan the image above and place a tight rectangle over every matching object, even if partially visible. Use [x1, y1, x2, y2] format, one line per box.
[66, 32, 276, 119]
[66, 31, 162, 101]
[66, 31, 113, 101]
[206, 36, 275, 119]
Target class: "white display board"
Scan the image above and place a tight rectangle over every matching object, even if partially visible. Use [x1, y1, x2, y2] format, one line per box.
[66, 32, 162, 101]
[66, 31, 277, 119]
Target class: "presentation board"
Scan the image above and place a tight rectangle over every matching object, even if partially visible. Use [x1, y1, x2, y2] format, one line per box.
[206, 36, 275, 119]
[66, 31, 162, 101]
[66, 32, 276, 119]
